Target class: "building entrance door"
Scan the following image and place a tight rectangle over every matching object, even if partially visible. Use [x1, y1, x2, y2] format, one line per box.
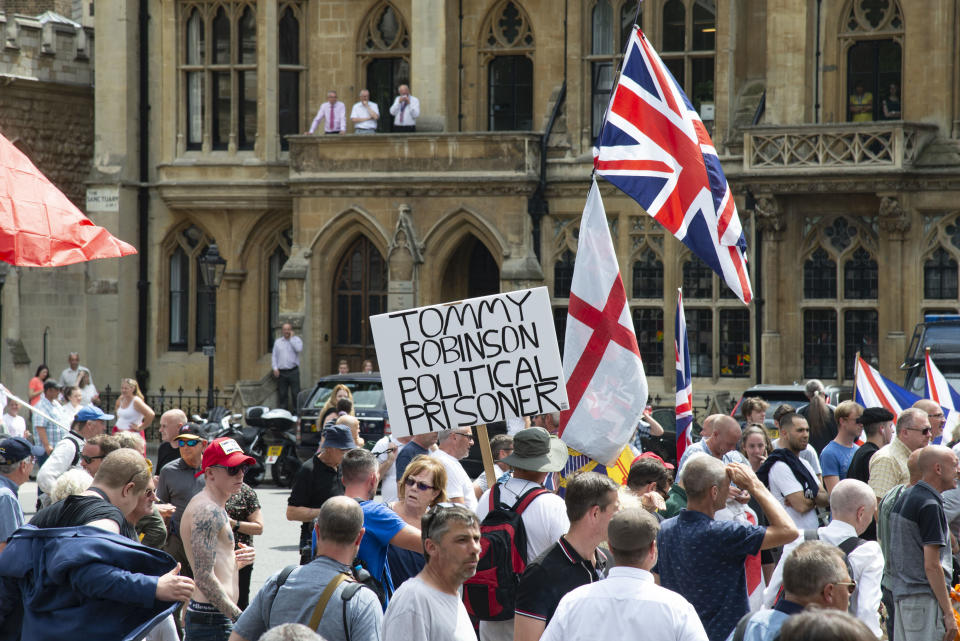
[332, 236, 387, 372]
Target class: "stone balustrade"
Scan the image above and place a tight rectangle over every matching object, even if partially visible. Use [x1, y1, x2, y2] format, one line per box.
[287, 132, 541, 181]
[743, 121, 938, 172]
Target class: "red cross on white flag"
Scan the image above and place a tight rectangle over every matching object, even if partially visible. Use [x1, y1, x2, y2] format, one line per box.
[558, 179, 648, 465]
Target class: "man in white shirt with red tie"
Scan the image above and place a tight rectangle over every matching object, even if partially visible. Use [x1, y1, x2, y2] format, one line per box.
[389, 84, 420, 132]
[307, 90, 345, 134]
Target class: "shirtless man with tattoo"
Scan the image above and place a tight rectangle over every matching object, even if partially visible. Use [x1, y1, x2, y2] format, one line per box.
[181, 437, 257, 640]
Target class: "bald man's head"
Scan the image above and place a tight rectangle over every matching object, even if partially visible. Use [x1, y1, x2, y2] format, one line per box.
[913, 399, 946, 438]
[159, 409, 187, 443]
[907, 447, 923, 484]
[700, 414, 723, 439]
[918, 445, 960, 493]
[708, 416, 742, 457]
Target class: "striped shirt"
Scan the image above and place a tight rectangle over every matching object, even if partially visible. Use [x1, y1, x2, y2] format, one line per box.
[32, 396, 66, 449]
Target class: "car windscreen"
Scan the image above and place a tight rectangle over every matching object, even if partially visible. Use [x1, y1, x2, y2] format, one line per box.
[308, 381, 385, 411]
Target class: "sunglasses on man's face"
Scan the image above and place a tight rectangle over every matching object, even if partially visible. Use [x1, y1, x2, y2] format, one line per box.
[177, 439, 201, 447]
[213, 464, 250, 477]
[81, 454, 105, 464]
[905, 426, 932, 436]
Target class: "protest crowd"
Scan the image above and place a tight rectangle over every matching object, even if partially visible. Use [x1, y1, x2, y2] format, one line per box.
[4, 361, 960, 641]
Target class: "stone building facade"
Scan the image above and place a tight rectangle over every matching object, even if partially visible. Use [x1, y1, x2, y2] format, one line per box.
[5, 0, 959, 411]
[0, 8, 103, 397]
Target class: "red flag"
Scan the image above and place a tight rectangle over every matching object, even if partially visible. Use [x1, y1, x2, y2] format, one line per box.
[0, 133, 136, 266]
[559, 179, 648, 465]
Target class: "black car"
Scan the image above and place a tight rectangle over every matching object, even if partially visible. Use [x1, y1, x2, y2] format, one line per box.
[730, 383, 852, 437]
[296, 374, 389, 460]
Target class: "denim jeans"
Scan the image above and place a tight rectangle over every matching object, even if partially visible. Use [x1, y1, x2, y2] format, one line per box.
[184, 609, 233, 641]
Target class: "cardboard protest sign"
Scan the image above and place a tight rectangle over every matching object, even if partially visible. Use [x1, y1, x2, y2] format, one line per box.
[371, 287, 568, 437]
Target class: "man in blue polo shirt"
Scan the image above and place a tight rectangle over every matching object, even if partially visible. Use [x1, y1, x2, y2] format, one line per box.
[888, 444, 960, 641]
[0, 437, 43, 552]
[656, 455, 799, 641]
[341, 447, 423, 605]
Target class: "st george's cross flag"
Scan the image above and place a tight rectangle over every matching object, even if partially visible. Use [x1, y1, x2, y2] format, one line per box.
[675, 289, 694, 462]
[854, 355, 920, 418]
[594, 26, 753, 304]
[558, 180, 648, 466]
[924, 348, 960, 442]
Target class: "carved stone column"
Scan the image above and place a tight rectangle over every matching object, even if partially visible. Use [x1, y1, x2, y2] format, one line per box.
[754, 195, 785, 383]
[878, 195, 912, 374]
[387, 205, 423, 311]
[221, 270, 248, 386]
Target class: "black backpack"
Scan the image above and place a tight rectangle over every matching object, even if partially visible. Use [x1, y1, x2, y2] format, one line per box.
[462, 483, 548, 621]
[350, 555, 387, 607]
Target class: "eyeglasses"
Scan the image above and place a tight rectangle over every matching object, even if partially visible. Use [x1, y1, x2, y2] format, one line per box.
[212, 464, 250, 477]
[905, 426, 933, 436]
[143, 487, 157, 500]
[80, 454, 106, 464]
[421, 502, 460, 538]
[404, 477, 435, 491]
[834, 580, 857, 595]
[177, 439, 201, 447]
[453, 432, 474, 441]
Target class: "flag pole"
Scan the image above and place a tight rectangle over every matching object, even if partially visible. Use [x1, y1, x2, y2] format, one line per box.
[592, 7, 645, 182]
[476, 424, 497, 489]
[854, 351, 861, 400]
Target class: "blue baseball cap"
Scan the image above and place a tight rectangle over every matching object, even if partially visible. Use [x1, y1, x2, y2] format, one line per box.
[75, 405, 115, 422]
[321, 424, 357, 450]
[0, 436, 44, 464]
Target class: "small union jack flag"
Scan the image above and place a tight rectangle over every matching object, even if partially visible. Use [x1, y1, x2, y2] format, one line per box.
[675, 288, 693, 462]
[594, 27, 753, 304]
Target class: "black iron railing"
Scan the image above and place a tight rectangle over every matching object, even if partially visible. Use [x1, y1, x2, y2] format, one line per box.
[97, 385, 232, 441]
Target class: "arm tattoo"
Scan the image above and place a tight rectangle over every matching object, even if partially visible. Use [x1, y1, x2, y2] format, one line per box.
[190, 504, 241, 620]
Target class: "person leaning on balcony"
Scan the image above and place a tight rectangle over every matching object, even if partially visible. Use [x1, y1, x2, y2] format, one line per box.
[849, 82, 873, 122]
[307, 91, 346, 135]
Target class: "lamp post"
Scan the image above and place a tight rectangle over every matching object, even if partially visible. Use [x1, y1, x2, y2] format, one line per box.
[198, 243, 227, 412]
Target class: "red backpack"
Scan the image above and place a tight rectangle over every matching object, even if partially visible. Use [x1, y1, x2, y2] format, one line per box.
[462, 483, 548, 621]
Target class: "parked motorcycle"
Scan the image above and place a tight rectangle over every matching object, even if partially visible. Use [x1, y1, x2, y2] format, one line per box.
[197, 407, 267, 486]
[193, 405, 301, 487]
[243, 406, 301, 487]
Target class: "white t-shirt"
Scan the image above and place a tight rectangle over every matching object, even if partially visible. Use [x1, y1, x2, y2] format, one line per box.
[383, 575, 477, 641]
[2, 414, 26, 438]
[432, 449, 478, 511]
[772, 439, 822, 476]
[475, 477, 570, 641]
[767, 458, 820, 530]
[374, 435, 402, 504]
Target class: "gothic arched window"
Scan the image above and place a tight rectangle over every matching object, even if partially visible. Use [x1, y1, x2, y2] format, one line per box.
[358, 2, 411, 132]
[480, 1, 535, 131]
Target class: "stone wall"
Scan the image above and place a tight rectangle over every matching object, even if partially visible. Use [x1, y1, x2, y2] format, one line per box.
[4, 0, 74, 17]
[0, 11, 94, 207]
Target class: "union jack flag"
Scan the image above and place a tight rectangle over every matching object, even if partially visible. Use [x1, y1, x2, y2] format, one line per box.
[675, 288, 693, 461]
[594, 27, 753, 304]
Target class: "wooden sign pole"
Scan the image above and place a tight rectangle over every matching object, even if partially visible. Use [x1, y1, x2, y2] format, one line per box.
[477, 424, 497, 489]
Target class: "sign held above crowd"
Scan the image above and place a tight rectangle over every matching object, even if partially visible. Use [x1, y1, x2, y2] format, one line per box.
[371, 287, 568, 437]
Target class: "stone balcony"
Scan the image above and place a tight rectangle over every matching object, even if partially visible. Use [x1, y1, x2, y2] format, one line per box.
[287, 132, 542, 188]
[742, 121, 939, 173]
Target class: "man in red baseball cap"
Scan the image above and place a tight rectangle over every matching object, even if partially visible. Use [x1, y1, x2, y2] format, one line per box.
[179, 438, 257, 640]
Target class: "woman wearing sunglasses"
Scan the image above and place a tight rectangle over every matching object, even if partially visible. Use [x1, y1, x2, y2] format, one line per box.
[387, 455, 448, 589]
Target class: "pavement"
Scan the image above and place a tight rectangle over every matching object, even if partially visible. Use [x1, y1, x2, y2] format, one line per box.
[17, 476, 307, 598]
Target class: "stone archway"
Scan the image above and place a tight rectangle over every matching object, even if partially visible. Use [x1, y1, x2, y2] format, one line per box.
[440, 234, 500, 302]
